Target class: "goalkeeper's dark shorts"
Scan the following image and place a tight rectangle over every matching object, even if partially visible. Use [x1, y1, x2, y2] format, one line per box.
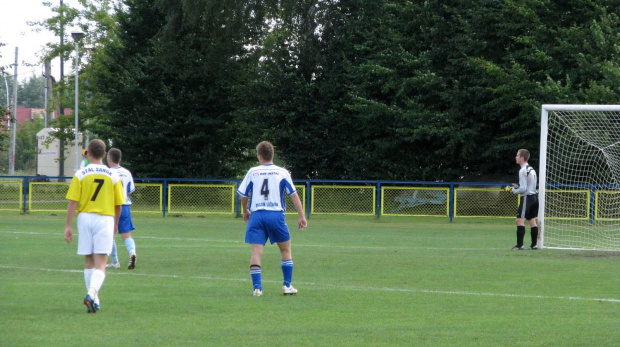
[517, 194, 539, 220]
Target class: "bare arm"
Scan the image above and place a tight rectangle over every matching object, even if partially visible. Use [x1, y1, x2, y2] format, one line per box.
[114, 205, 122, 233]
[290, 193, 307, 230]
[241, 196, 251, 222]
[65, 200, 78, 244]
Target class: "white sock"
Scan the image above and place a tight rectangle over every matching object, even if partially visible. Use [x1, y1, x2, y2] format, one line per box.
[84, 268, 94, 291]
[88, 269, 106, 297]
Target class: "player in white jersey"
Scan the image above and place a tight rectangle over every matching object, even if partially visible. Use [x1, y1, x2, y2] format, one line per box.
[508, 149, 539, 250]
[106, 148, 138, 269]
[65, 139, 125, 313]
[237, 141, 307, 296]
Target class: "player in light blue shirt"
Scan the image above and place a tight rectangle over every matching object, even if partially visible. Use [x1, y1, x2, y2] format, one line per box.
[106, 148, 138, 269]
[237, 141, 307, 296]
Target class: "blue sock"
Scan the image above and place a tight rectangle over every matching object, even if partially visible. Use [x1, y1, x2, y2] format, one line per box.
[124, 237, 136, 256]
[250, 267, 262, 290]
[281, 259, 293, 287]
[110, 240, 118, 264]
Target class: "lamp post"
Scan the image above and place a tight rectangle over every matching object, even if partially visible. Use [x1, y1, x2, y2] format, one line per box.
[9, 48, 18, 175]
[71, 31, 85, 172]
[2, 74, 8, 173]
[2, 75, 8, 108]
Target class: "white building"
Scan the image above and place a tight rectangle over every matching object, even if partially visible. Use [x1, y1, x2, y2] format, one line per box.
[36, 128, 83, 177]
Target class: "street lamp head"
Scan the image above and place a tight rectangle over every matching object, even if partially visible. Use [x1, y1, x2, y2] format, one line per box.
[71, 31, 85, 41]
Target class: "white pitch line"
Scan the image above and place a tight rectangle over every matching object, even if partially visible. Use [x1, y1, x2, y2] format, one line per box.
[0, 230, 242, 244]
[1, 265, 619, 303]
[5, 230, 620, 253]
[1, 231, 510, 251]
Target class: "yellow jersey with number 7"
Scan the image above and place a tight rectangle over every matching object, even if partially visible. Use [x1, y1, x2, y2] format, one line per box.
[65, 164, 126, 216]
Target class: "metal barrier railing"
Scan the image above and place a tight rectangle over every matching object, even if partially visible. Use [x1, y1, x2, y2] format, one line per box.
[0, 181, 22, 212]
[1, 176, 616, 221]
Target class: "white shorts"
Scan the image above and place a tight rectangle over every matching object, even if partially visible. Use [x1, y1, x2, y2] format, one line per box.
[77, 212, 114, 255]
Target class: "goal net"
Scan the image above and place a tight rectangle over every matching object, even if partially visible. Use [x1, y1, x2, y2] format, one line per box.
[539, 105, 620, 250]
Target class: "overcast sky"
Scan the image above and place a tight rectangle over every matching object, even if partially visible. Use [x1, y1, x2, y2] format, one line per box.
[0, 0, 76, 82]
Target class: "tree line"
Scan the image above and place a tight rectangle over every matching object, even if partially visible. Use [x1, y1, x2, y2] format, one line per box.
[0, 74, 47, 173]
[7, 0, 620, 180]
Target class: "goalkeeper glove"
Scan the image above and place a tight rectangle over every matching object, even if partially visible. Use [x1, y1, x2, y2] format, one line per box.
[503, 186, 512, 192]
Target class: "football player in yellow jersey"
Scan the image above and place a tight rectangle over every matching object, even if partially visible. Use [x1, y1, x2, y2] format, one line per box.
[65, 139, 125, 313]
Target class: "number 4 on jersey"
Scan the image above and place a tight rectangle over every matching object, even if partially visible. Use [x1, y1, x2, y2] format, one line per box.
[260, 179, 269, 200]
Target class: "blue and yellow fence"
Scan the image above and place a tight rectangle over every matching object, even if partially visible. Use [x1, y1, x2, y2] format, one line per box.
[0, 176, 615, 221]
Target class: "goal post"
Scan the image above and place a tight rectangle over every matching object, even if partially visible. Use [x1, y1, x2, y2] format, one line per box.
[539, 104, 620, 251]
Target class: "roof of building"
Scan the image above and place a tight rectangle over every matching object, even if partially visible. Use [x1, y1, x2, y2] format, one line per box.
[5, 107, 71, 125]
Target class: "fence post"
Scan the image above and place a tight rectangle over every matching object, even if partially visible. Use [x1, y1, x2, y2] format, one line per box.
[22, 177, 28, 214]
[590, 185, 595, 224]
[162, 179, 168, 217]
[449, 183, 454, 222]
[376, 181, 381, 218]
[306, 180, 311, 218]
[234, 180, 241, 217]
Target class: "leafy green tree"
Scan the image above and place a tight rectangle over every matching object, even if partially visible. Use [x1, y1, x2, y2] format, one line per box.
[15, 118, 44, 172]
[293, 0, 620, 181]
[233, 1, 358, 179]
[18, 75, 46, 108]
[0, 74, 12, 109]
[0, 44, 11, 156]
[31, 0, 121, 168]
[91, 0, 269, 178]
[58, 0, 620, 181]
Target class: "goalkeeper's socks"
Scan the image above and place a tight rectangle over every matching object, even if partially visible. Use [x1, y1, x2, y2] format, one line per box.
[516, 226, 526, 247]
[531, 227, 539, 246]
[250, 265, 262, 290]
[110, 240, 119, 264]
[124, 237, 136, 257]
[281, 259, 293, 287]
[84, 268, 94, 291]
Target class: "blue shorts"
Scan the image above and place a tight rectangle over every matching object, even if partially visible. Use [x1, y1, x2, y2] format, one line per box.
[118, 205, 135, 233]
[245, 210, 290, 245]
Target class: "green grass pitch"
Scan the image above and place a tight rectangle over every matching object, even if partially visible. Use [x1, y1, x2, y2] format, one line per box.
[0, 212, 618, 346]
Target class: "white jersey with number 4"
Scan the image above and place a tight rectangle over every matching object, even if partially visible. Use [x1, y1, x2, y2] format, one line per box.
[237, 163, 297, 212]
